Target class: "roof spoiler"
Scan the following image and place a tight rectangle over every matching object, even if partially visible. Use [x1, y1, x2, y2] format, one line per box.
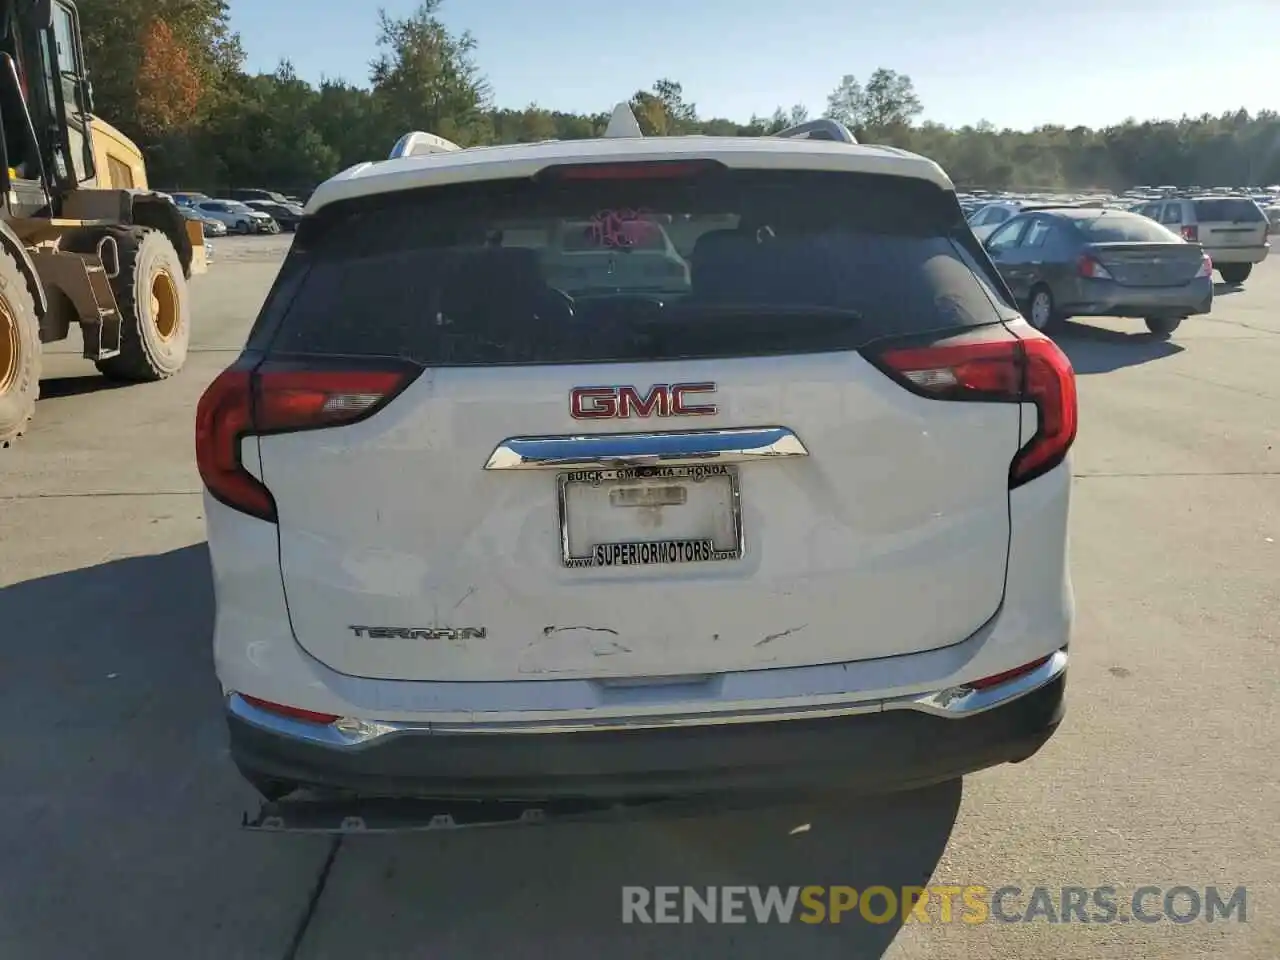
[389, 131, 463, 160]
[771, 118, 858, 145]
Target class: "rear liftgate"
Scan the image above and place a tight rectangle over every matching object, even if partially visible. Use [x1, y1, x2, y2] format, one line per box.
[244, 426, 808, 834]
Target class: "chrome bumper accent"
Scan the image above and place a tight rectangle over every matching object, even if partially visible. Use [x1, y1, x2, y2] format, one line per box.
[228, 650, 1067, 747]
[886, 649, 1068, 718]
[483, 426, 808, 471]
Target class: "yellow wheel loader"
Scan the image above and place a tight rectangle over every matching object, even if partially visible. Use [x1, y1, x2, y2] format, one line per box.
[0, 0, 206, 447]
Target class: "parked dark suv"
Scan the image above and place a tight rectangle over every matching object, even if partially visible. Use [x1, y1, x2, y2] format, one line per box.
[228, 188, 290, 205]
[245, 200, 304, 232]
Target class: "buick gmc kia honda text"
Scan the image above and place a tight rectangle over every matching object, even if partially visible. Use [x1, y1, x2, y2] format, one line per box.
[197, 115, 1076, 808]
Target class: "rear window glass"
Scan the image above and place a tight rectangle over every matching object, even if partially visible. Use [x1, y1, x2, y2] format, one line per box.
[1193, 199, 1265, 222]
[257, 168, 1008, 365]
[1073, 213, 1181, 243]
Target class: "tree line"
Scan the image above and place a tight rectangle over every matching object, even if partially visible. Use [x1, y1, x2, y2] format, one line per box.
[78, 0, 1280, 197]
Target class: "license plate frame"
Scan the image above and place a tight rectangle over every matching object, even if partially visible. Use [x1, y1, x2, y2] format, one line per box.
[557, 464, 744, 569]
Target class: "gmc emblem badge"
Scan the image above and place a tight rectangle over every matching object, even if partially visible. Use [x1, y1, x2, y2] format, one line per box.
[570, 383, 718, 420]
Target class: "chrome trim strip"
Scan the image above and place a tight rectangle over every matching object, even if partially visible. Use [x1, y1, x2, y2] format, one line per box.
[483, 426, 809, 471]
[433, 698, 888, 735]
[228, 695, 383, 748]
[888, 649, 1068, 718]
[227, 650, 1066, 746]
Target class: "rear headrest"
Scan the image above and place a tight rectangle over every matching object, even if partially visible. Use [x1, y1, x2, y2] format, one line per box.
[690, 228, 760, 300]
[448, 246, 544, 288]
[690, 228, 841, 306]
[690, 228, 754, 264]
[441, 247, 546, 309]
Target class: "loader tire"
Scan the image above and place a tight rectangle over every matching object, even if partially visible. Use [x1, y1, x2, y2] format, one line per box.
[0, 246, 41, 449]
[98, 228, 190, 381]
[63, 227, 190, 382]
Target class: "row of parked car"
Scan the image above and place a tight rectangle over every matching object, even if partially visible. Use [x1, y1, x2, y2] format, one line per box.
[959, 187, 1274, 337]
[160, 188, 307, 238]
[961, 185, 1280, 231]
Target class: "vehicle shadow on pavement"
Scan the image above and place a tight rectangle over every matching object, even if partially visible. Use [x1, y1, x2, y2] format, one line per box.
[294, 782, 961, 958]
[0, 545, 332, 960]
[0, 544, 960, 959]
[1212, 282, 1244, 297]
[37, 374, 133, 400]
[1055, 322, 1184, 375]
[295, 784, 961, 958]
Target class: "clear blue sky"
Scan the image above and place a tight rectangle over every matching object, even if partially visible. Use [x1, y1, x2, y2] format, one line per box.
[227, 0, 1280, 131]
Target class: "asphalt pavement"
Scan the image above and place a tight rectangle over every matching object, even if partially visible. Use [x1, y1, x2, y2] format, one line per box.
[1, 233, 1276, 959]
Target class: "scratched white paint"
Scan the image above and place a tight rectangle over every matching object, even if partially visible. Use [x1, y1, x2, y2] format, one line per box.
[252, 349, 1026, 684]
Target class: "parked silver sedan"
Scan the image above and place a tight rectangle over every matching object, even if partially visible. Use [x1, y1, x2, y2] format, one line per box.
[192, 199, 277, 235]
[179, 205, 227, 237]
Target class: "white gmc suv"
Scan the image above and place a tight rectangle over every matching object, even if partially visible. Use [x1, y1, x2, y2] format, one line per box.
[197, 109, 1077, 818]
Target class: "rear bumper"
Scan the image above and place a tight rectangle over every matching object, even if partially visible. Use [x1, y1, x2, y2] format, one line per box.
[1207, 244, 1268, 264]
[227, 650, 1067, 802]
[1063, 276, 1213, 318]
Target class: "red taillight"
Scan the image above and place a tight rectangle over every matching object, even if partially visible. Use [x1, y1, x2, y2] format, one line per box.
[874, 339, 1023, 398]
[874, 330, 1078, 488]
[239, 694, 340, 725]
[254, 369, 411, 432]
[195, 364, 416, 521]
[1195, 252, 1213, 278]
[968, 654, 1053, 691]
[539, 159, 722, 181]
[1013, 336, 1078, 483]
[1076, 254, 1113, 279]
[195, 369, 276, 522]
[1180, 225, 1198, 242]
